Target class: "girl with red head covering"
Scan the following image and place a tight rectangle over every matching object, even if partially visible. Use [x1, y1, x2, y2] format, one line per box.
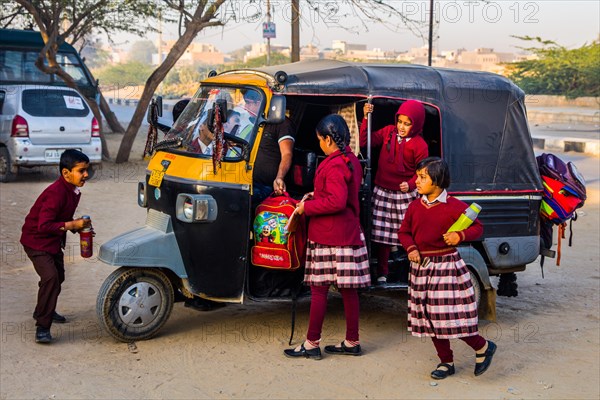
[359, 100, 429, 283]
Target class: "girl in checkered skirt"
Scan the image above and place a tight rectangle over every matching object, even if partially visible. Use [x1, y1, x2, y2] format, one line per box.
[360, 100, 429, 283]
[398, 157, 497, 379]
[284, 114, 370, 360]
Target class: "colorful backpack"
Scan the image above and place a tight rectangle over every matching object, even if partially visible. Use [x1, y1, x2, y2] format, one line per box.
[251, 193, 306, 270]
[536, 153, 586, 267]
[536, 153, 586, 224]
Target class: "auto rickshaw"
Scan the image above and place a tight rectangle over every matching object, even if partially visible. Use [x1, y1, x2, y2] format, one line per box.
[97, 60, 544, 342]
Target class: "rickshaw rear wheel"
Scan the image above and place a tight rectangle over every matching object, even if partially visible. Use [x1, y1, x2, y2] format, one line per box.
[97, 267, 174, 342]
[468, 268, 482, 306]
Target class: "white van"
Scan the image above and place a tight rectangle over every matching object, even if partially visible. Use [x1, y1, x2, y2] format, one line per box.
[0, 85, 102, 181]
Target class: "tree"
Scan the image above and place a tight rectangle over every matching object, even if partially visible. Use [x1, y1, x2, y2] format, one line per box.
[507, 36, 600, 98]
[95, 61, 155, 86]
[3, 0, 160, 158]
[228, 45, 252, 63]
[115, 0, 227, 163]
[129, 40, 157, 64]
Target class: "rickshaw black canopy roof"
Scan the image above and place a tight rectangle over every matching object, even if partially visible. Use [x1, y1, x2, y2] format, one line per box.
[253, 60, 542, 193]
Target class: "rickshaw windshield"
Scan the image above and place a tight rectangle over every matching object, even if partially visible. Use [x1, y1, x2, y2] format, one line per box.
[165, 86, 262, 157]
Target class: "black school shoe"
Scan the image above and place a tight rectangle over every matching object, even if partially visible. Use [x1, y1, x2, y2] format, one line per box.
[431, 363, 455, 379]
[283, 344, 322, 360]
[474, 341, 497, 376]
[324, 341, 362, 356]
[51, 311, 67, 323]
[35, 327, 52, 344]
[32, 311, 67, 323]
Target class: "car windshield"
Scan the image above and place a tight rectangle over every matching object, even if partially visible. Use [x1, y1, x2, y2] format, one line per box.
[165, 86, 262, 157]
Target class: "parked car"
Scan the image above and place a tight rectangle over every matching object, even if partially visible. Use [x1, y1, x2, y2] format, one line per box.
[0, 28, 99, 100]
[0, 84, 102, 181]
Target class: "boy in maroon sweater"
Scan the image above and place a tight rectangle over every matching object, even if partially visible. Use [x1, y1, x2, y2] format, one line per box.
[20, 149, 92, 344]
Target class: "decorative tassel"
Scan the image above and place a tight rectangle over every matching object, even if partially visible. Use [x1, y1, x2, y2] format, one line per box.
[556, 222, 566, 266]
[212, 103, 226, 174]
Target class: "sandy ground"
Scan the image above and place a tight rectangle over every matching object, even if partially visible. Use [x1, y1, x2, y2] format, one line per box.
[1, 132, 599, 400]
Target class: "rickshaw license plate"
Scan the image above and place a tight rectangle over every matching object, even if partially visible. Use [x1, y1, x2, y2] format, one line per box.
[148, 170, 165, 187]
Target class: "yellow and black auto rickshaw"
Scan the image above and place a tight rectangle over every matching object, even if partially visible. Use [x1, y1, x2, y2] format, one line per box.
[97, 60, 544, 342]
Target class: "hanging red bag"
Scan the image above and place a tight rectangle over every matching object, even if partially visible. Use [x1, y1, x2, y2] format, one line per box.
[251, 192, 307, 270]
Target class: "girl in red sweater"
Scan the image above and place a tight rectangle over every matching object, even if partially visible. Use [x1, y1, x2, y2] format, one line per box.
[284, 114, 371, 360]
[360, 100, 429, 283]
[398, 157, 497, 379]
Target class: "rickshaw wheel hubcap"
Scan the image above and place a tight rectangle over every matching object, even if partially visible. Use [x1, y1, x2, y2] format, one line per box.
[118, 282, 163, 327]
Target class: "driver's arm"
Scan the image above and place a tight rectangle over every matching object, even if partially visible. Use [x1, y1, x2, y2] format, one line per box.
[274, 138, 293, 194]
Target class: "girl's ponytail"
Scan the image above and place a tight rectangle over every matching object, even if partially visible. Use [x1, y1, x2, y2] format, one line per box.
[316, 114, 353, 171]
[331, 130, 353, 171]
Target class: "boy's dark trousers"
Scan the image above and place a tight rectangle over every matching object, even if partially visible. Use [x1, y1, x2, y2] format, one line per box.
[23, 246, 65, 329]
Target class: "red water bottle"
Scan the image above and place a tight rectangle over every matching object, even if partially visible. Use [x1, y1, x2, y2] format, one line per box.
[79, 215, 93, 258]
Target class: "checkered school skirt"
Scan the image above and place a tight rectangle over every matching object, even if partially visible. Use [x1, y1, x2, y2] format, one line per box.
[371, 185, 417, 246]
[407, 252, 479, 339]
[304, 235, 371, 289]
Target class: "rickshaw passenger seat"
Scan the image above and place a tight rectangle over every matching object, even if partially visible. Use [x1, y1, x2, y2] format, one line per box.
[286, 148, 317, 195]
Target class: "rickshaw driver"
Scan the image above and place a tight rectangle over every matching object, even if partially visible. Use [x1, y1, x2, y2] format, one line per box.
[235, 90, 261, 140]
[236, 90, 296, 205]
[251, 116, 295, 204]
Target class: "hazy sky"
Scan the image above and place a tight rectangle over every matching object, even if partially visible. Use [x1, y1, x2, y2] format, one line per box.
[126, 0, 599, 54]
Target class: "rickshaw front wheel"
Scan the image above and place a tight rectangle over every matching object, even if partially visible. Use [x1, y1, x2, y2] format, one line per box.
[97, 267, 174, 342]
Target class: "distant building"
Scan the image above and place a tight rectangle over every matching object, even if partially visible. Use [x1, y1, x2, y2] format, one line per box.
[299, 44, 321, 61]
[455, 48, 520, 73]
[244, 42, 290, 62]
[459, 48, 515, 64]
[392, 45, 526, 75]
[329, 40, 396, 62]
[396, 46, 435, 62]
[332, 40, 367, 54]
[155, 40, 225, 66]
[102, 46, 129, 65]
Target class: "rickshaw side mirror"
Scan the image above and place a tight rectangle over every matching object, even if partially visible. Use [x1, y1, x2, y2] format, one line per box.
[264, 95, 286, 124]
[146, 96, 170, 133]
[156, 96, 163, 117]
[207, 99, 228, 133]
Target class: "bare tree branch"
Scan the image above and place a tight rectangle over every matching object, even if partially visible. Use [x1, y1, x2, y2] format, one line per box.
[116, 0, 226, 162]
[0, 6, 26, 28]
[14, 0, 46, 31]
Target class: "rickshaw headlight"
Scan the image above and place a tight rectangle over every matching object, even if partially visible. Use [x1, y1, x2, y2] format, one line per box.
[183, 198, 194, 220]
[138, 181, 147, 208]
[176, 194, 218, 223]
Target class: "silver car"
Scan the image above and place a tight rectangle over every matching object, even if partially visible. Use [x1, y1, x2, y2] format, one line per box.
[0, 84, 102, 182]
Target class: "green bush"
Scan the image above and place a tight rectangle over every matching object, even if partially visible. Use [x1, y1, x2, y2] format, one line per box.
[94, 61, 154, 86]
[507, 37, 600, 98]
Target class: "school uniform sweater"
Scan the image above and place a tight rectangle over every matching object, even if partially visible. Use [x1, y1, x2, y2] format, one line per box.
[359, 120, 428, 191]
[398, 195, 483, 257]
[303, 147, 363, 246]
[21, 176, 81, 254]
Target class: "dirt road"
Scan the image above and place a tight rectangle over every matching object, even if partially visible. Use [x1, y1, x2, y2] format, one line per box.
[1, 134, 599, 399]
